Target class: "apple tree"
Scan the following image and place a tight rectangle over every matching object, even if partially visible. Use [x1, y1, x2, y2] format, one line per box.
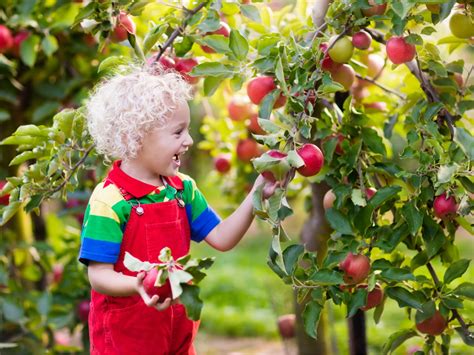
[1, 0, 473, 353]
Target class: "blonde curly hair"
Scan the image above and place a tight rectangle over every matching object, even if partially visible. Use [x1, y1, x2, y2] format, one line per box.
[86, 64, 192, 160]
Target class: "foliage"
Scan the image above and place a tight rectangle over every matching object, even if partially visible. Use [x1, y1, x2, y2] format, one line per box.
[0, 0, 473, 353]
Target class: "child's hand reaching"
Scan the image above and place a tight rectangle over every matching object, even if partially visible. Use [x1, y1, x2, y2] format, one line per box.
[136, 271, 173, 311]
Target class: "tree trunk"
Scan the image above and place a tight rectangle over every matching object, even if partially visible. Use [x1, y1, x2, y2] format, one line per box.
[295, 182, 334, 354]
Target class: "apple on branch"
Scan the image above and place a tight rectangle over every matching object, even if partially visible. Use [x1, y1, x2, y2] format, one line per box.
[0, 25, 13, 54]
[110, 11, 135, 43]
[415, 310, 447, 336]
[358, 284, 384, 311]
[296, 143, 324, 177]
[386, 36, 416, 65]
[277, 314, 296, 339]
[433, 192, 457, 219]
[246, 76, 286, 108]
[228, 97, 254, 121]
[247, 113, 266, 135]
[331, 64, 355, 91]
[214, 154, 232, 174]
[352, 30, 372, 50]
[339, 252, 371, 284]
[175, 57, 199, 84]
[236, 138, 261, 162]
[328, 36, 354, 64]
[362, 0, 387, 17]
[449, 13, 474, 39]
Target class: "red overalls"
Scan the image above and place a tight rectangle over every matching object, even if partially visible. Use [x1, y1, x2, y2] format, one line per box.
[88, 176, 199, 355]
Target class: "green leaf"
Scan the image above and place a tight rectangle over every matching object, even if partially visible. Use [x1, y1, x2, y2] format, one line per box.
[199, 35, 230, 53]
[458, 100, 474, 115]
[390, 0, 416, 19]
[32, 101, 60, 123]
[179, 284, 203, 321]
[310, 269, 344, 285]
[240, 4, 261, 22]
[444, 259, 470, 284]
[453, 283, 474, 300]
[143, 25, 167, 54]
[10, 151, 46, 166]
[353, 205, 374, 236]
[229, 29, 248, 60]
[437, 164, 458, 184]
[368, 186, 402, 209]
[20, 34, 41, 67]
[380, 268, 416, 282]
[453, 127, 474, 161]
[361, 127, 386, 155]
[382, 329, 418, 355]
[190, 62, 236, 78]
[302, 300, 323, 339]
[41, 35, 58, 57]
[203, 76, 223, 96]
[347, 288, 367, 318]
[98, 56, 129, 75]
[2, 299, 24, 322]
[454, 327, 474, 346]
[283, 244, 304, 275]
[401, 200, 423, 235]
[325, 208, 354, 235]
[385, 286, 424, 310]
[37, 292, 51, 316]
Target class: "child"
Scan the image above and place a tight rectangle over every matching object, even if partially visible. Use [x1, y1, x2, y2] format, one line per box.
[79, 64, 267, 354]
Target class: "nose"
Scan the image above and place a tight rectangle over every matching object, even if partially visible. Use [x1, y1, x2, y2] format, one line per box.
[184, 131, 193, 147]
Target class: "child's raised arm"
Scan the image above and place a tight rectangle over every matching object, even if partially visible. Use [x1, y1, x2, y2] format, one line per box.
[204, 175, 268, 251]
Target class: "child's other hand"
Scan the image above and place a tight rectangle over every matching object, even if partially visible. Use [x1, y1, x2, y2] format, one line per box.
[136, 271, 173, 311]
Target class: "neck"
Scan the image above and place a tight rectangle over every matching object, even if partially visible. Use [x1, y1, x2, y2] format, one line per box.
[120, 160, 164, 187]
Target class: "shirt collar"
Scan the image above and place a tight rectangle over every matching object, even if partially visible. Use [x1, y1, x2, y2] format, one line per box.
[105, 161, 183, 199]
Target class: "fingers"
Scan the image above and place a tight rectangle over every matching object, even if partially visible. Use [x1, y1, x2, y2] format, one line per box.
[155, 298, 172, 311]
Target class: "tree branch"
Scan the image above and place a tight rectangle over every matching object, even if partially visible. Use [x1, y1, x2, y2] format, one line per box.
[154, 1, 209, 62]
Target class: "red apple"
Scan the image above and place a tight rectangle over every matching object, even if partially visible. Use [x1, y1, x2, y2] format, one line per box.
[331, 64, 355, 91]
[201, 22, 230, 53]
[246, 76, 286, 108]
[11, 30, 30, 57]
[352, 30, 372, 50]
[433, 192, 457, 218]
[386, 36, 416, 65]
[147, 54, 176, 70]
[362, 0, 387, 17]
[351, 85, 369, 101]
[0, 180, 10, 205]
[236, 138, 261, 162]
[228, 97, 253, 121]
[175, 57, 199, 84]
[111, 11, 136, 43]
[261, 150, 288, 182]
[277, 314, 296, 339]
[365, 187, 377, 199]
[296, 143, 324, 177]
[76, 300, 90, 323]
[328, 36, 354, 63]
[358, 284, 384, 310]
[339, 252, 371, 284]
[214, 154, 231, 174]
[247, 113, 266, 135]
[143, 268, 173, 300]
[323, 189, 336, 210]
[0, 25, 13, 53]
[416, 310, 447, 336]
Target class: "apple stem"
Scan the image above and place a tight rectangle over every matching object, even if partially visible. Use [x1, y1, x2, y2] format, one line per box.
[154, 1, 209, 62]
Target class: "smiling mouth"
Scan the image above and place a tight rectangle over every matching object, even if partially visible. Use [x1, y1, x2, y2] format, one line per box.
[173, 154, 181, 167]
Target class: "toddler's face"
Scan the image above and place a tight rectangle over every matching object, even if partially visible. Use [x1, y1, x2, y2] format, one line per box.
[131, 101, 193, 180]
